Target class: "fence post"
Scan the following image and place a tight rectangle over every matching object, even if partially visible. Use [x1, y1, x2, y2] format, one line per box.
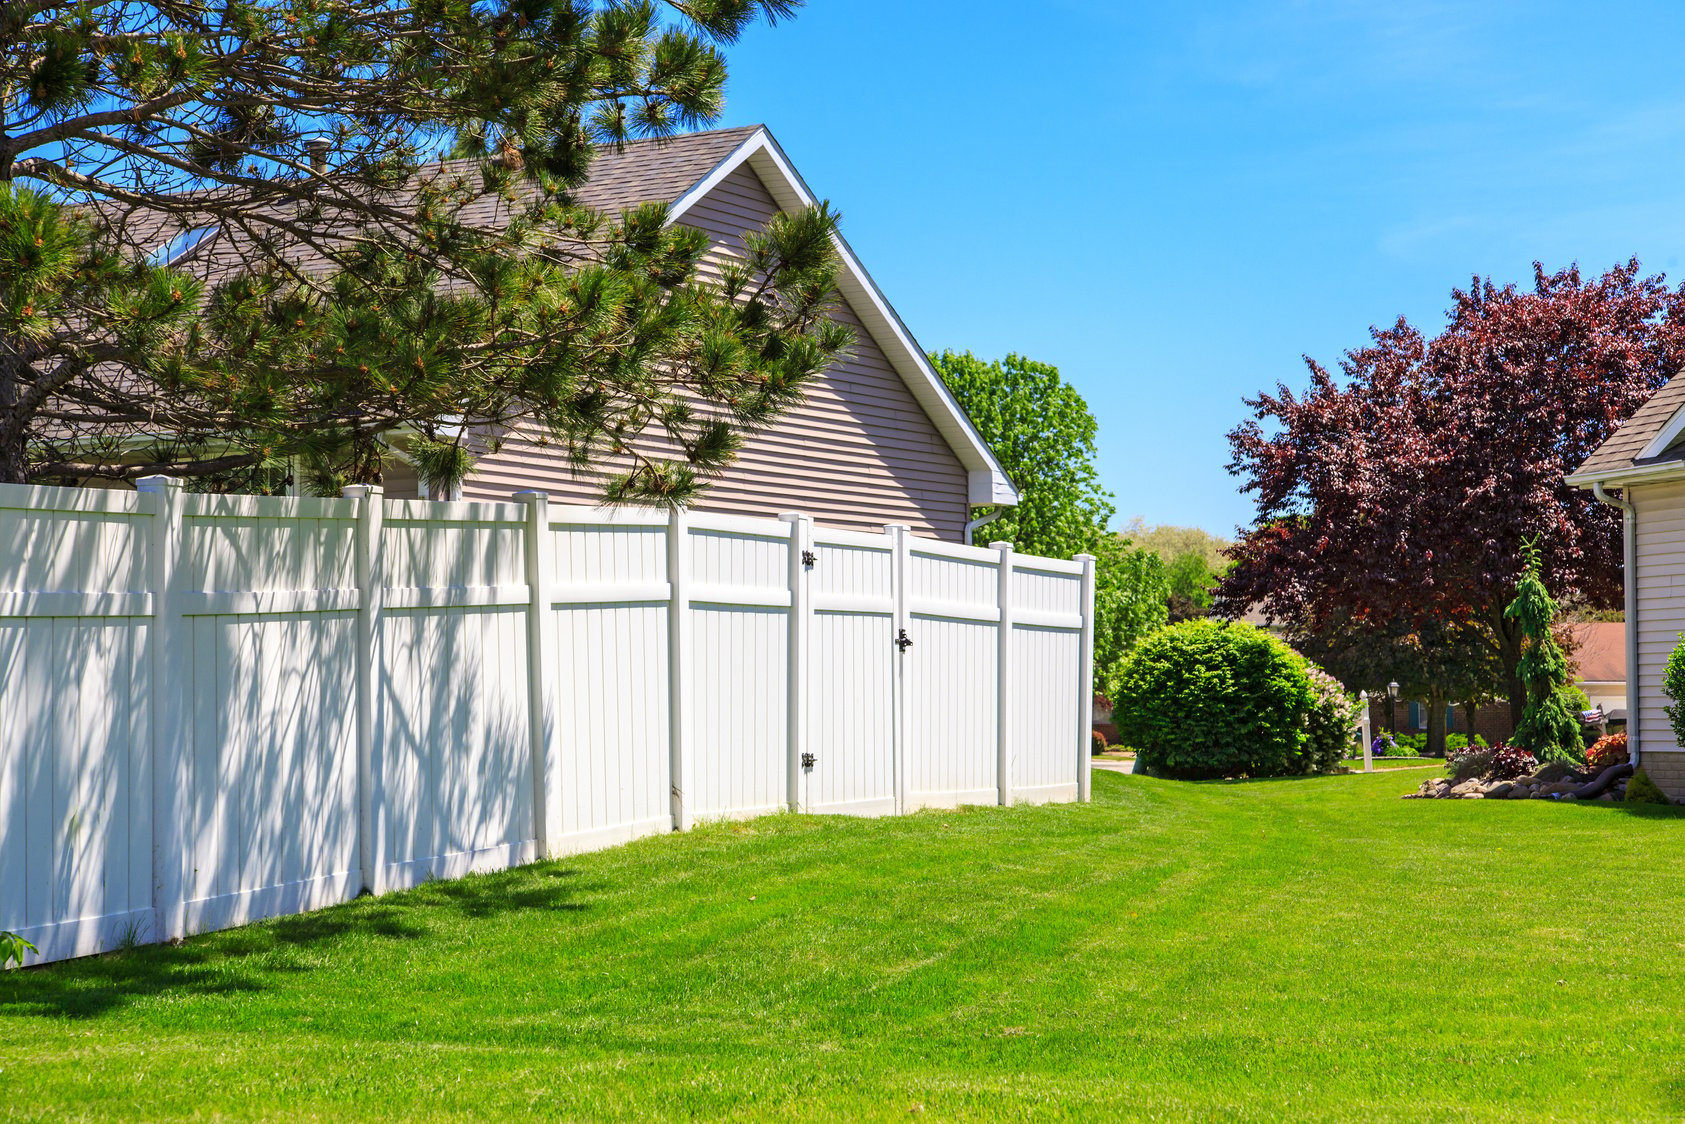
[136, 475, 185, 943]
[343, 484, 384, 894]
[668, 508, 693, 831]
[886, 524, 911, 815]
[1076, 552, 1097, 803]
[516, 492, 557, 858]
[992, 540, 1015, 807]
[780, 512, 813, 813]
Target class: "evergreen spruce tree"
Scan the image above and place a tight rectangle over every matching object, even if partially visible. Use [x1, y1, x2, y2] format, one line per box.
[1504, 543, 1583, 762]
[0, 1, 846, 498]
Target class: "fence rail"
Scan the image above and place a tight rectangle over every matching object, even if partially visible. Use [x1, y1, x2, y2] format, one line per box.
[0, 480, 1096, 965]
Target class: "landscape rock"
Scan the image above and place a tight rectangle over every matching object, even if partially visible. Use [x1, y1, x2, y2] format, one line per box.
[1486, 783, 1514, 799]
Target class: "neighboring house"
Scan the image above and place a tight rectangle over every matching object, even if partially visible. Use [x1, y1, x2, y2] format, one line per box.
[1568, 621, 1628, 723]
[414, 125, 1018, 542]
[1566, 375, 1685, 797]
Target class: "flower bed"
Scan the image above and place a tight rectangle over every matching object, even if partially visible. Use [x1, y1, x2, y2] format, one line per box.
[1405, 747, 1647, 803]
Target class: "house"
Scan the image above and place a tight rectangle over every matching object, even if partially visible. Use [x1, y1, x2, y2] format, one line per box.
[1566, 376, 1685, 796]
[394, 125, 1020, 542]
[74, 126, 1018, 544]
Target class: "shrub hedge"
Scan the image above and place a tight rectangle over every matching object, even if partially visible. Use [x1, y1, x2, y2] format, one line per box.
[1113, 620, 1351, 779]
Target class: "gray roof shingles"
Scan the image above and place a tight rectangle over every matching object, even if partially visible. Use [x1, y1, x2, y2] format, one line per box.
[1573, 376, 1685, 478]
[448, 125, 762, 231]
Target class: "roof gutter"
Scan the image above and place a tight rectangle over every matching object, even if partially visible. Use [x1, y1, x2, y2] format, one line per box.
[1564, 458, 1685, 489]
[1589, 480, 1640, 768]
[964, 506, 1004, 546]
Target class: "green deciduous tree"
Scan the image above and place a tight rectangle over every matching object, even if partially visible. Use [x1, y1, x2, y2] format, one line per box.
[1119, 518, 1230, 622]
[929, 349, 1167, 693]
[1, 0, 845, 500]
[1293, 612, 1502, 756]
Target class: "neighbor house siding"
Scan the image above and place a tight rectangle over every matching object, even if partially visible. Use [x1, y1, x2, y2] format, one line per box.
[1632, 480, 1685, 796]
[461, 163, 972, 541]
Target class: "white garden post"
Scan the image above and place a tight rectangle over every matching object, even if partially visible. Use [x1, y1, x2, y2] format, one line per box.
[993, 540, 1015, 806]
[780, 512, 814, 813]
[1076, 552, 1097, 803]
[342, 484, 383, 893]
[668, 508, 694, 831]
[516, 491, 557, 857]
[136, 475, 186, 943]
[1359, 690, 1373, 773]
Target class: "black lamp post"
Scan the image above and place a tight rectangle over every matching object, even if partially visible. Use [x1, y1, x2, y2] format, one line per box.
[1387, 680, 1400, 734]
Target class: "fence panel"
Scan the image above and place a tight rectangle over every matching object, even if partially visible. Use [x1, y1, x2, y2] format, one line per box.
[176, 494, 362, 933]
[904, 541, 1002, 808]
[547, 510, 672, 853]
[0, 487, 155, 961]
[0, 481, 1093, 967]
[807, 528, 897, 815]
[1007, 560, 1086, 803]
[684, 516, 791, 820]
[375, 501, 534, 891]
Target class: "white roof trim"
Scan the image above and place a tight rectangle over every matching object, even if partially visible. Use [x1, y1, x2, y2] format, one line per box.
[666, 128, 1019, 507]
[1636, 399, 1685, 463]
[1565, 457, 1685, 488]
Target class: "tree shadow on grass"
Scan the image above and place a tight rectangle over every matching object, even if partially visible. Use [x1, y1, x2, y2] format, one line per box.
[1553, 801, 1685, 819]
[418, 865, 600, 920]
[0, 862, 598, 1022]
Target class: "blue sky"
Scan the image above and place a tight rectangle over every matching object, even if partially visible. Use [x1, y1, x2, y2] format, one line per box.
[716, 1, 1685, 536]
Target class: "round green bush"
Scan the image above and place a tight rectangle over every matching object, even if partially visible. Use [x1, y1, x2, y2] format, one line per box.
[1113, 620, 1339, 779]
[1664, 633, 1685, 747]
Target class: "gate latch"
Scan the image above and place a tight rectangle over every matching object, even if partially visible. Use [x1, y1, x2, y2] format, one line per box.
[801, 752, 816, 769]
[896, 628, 913, 652]
[802, 549, 817, 568]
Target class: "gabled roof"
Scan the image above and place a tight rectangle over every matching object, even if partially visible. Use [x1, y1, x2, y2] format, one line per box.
[550, 125, 1019, 506]
[125, 126, 1020, 505]
[1566, 376, 1685, 486]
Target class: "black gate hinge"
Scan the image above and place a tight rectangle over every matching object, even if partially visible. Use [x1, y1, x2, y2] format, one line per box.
[896, 628, 913, 651]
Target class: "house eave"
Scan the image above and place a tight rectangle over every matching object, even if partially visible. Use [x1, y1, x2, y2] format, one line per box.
[1565, 459, 1685, 489]
[666, 128, 1020, 509]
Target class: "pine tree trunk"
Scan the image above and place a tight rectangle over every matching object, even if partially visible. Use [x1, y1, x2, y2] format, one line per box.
[1426, 685, 1447, 757]
[0, 337, 28, 485]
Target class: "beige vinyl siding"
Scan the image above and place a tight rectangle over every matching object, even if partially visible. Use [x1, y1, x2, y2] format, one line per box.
[1631, 481, 1685, 789]
[462, 163, 972, 541]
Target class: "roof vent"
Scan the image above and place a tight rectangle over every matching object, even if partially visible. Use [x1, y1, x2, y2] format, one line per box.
[305, 138, 331, 174]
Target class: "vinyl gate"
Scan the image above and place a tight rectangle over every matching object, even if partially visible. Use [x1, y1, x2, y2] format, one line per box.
[0, 480, 1096, 965]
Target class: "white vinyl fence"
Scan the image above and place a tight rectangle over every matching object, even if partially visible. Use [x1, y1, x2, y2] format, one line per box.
[0, 479, 1095, 965]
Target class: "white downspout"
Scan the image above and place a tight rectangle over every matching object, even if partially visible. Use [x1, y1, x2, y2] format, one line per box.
[965, 506, 1004, 546]
[1591, 481, 1639, 767]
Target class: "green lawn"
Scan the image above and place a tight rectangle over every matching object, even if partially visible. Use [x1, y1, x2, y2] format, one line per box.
[1341, 755, 1442, 770]
[5, 771, 1684, 1122]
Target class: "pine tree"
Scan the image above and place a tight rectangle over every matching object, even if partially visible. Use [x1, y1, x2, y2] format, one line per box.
[0, 1, 845, 499]
[1505, 543, 1583, 762]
